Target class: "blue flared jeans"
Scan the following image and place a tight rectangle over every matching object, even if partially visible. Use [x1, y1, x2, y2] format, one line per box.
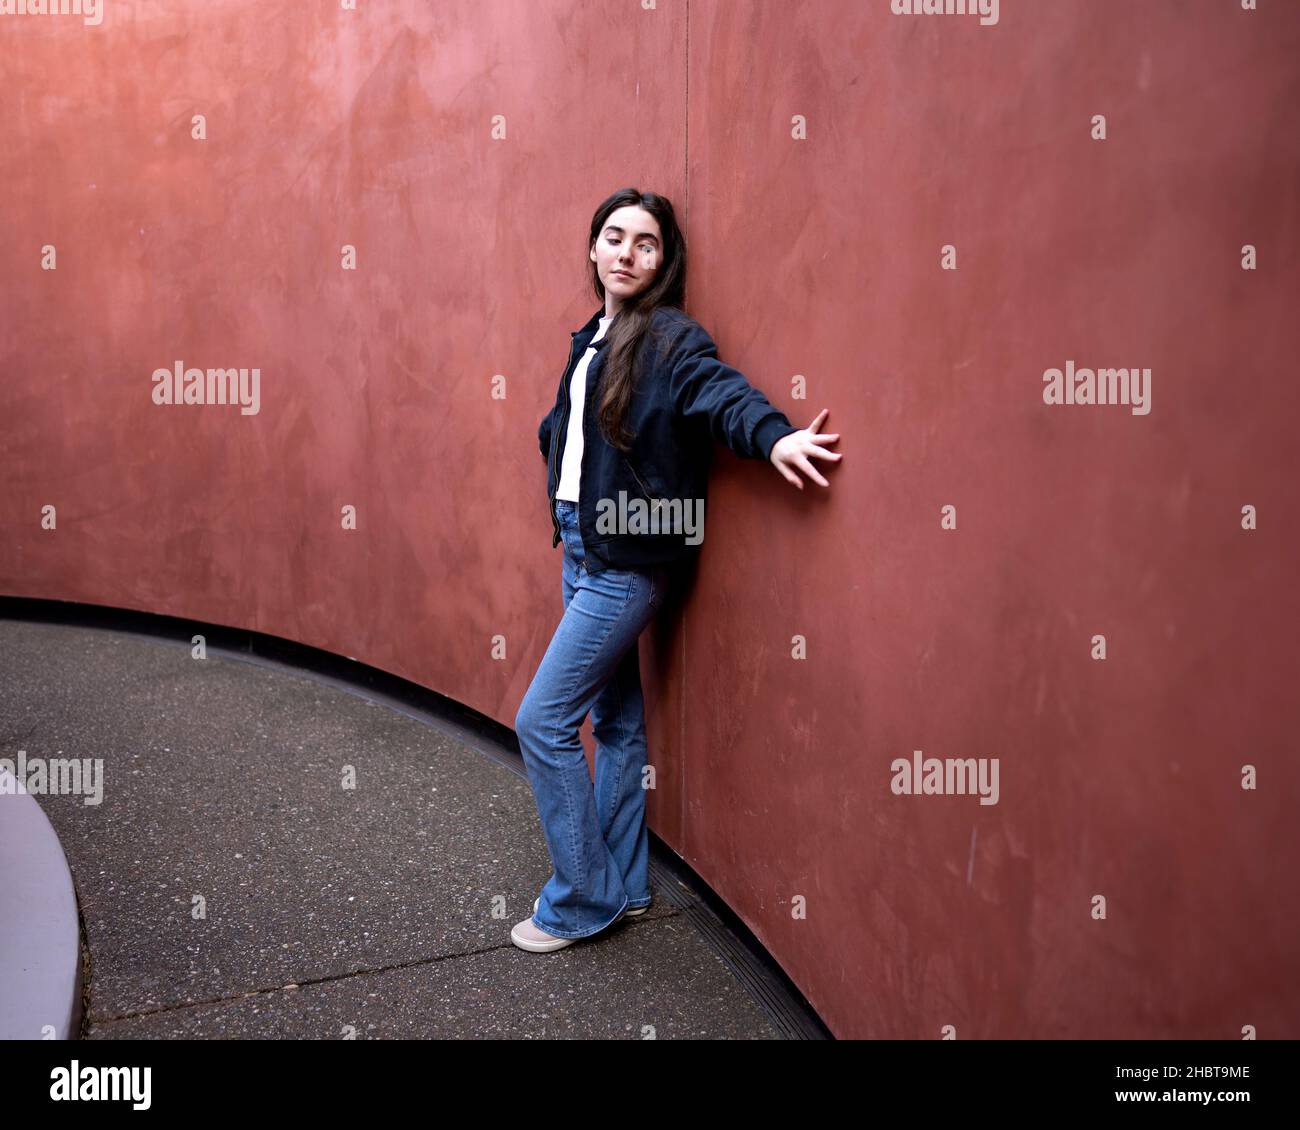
[514, 498, 669, 938]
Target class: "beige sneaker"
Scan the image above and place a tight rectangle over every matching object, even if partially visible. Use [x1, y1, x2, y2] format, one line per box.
[510, 915, 577, 953]
[512, 897, 651, 954]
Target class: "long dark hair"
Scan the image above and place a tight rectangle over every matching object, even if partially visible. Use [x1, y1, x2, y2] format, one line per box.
[587, 187, 689, 452]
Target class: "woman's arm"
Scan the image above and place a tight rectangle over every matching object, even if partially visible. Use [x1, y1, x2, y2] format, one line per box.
[663, 316, 799, 461]
[538, 407, 554, 462]
[662, 315, 843, 488]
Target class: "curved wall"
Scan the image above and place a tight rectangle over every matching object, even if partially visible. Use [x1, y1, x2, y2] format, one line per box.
[2, 1, 1297, 1038]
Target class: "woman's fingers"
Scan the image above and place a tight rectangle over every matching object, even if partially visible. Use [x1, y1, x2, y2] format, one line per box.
[796, 454, 830, 487]
[773, 456, 803, 488]
[772, 419, 840, 488]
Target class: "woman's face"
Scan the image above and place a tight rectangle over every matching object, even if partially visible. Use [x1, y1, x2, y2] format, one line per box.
[591, 205, 662, 310]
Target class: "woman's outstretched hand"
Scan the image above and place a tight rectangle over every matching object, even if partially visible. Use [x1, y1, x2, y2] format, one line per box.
[769, 409, 842, 489]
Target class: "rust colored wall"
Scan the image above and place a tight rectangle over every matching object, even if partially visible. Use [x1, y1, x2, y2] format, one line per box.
[2, 1, 1297, 1038]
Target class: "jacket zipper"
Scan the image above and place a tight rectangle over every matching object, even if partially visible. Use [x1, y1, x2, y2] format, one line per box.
[548, 335, 582, 547]
[626, 459, 665, 516]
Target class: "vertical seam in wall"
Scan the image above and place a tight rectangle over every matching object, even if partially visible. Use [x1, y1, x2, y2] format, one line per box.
[679, 0, 690, 858]
[683, 0, 690, 229]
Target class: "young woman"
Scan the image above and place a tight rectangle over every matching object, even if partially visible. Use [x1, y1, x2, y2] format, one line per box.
[512, 187, 842, 952]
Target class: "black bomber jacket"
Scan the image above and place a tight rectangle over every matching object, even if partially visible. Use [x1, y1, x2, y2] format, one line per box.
[537, 304, 799, 573]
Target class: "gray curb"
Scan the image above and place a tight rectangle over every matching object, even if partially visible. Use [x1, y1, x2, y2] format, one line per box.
[0, 767, 84, 1040]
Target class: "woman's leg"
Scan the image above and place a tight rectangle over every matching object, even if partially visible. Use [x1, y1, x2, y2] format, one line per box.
[569, 512, 666, 910]
[590, 642, 654, 910]
[514, 503, 665, 939]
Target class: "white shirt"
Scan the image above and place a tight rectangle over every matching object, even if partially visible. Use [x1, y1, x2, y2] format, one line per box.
[555, 313, 615, 503]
